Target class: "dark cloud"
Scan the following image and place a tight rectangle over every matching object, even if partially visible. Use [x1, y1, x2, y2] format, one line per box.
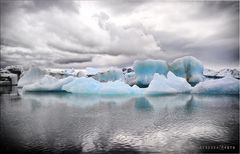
[0, 0, 239, 69]
[55, 57, 92, 64]
[0, 0, 78, 14]
[99, 0, 147, 14]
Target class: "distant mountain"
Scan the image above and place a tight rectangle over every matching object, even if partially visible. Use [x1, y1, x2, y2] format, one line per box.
[204, 68, 240, 79]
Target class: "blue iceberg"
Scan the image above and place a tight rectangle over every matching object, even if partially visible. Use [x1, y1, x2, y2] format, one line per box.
[169, 56, 204, 86]
[133, 59, 168, 87]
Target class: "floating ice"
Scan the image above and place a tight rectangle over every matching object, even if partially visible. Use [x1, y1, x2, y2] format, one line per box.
[169, 56, 204, 85]
[18, 67, 46, 87]
[192, 76, 239, 94]
[85, 67, 100, 75]
[93, 69, 124, 82]
[62, 77, 143, 95]
[124, 72, 137, 86]
[23, 75, 74, 92]
[62, 77, 101, 94]
[145, 72, 192, 95]
[133, 59, 168, 87]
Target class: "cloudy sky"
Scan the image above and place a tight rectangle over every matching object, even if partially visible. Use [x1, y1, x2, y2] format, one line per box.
[0, 0, 239, 69]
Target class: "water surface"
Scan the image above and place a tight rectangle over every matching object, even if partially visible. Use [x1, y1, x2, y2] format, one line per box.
[0, 88, 239, 153]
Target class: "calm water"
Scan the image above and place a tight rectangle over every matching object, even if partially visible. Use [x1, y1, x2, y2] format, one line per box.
[0, 87, 239, 153]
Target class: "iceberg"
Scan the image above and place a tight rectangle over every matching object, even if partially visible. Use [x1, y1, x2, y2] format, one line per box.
[133, 59, 168, 87]
[92, 69, 124, 82]
[99, 81, 143, 95]
[85, 67, 100, 76]
[124, 72, 137, 86]
[169, 56, 204, 86]
[18, 67, 46, 87]
[192, 76, 239, 94]
[62, 77, 101, 94]
[62, 77, 143, 95]
[145, 72, 192, 95]
[23, 75, 74, 92]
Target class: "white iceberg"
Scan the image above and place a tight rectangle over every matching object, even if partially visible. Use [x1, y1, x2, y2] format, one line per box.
[23, 75, 74, 92]
[133, 59, 168, 87]
[18, 67, 46, 87]
[204, 68, 240, 79]
[145, 72, 192, 95]
[169, 56, 204, 85]
[192, 76, 239, 94]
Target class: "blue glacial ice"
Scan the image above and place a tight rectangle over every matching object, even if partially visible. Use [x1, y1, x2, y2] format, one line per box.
[18, 67, 46, 87]
[62, 77, 143, 95]
[85, 67, 100, 75]
[124, 72, 136, 86]
[145, 72, 192, 95]
[192, 76, 239, 94]
[23, 75, 74, 92]
[133, 59, 168, 87]
[19, 56, 239, 95]
[169, 56, 204, 85]
[93, 69, 124, 82]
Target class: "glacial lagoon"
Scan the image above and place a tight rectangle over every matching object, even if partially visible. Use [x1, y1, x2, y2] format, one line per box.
[0, 87, 239, 153]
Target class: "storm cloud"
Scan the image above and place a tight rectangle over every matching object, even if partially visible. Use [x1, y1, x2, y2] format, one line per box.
[0, 0, 239, 69]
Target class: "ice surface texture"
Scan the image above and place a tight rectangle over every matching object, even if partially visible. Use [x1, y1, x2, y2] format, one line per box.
[93, 69, 124, 82]
[18, 67, 46, 87]
[133, 59, 168, 87]
[169, 56, 204, 85]
[145, 72, 192, 95]
[62, 77, 143, 95]
[23, 75, 74, 92]
[192, 76, 239, 94]
[19, 56, 239, 95]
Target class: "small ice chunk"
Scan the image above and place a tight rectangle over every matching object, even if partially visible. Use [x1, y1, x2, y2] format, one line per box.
[124, 72, 137, 86]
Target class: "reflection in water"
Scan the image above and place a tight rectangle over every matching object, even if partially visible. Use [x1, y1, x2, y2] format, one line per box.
[135, 97, 153, 112]
[0, 90, 239, 153]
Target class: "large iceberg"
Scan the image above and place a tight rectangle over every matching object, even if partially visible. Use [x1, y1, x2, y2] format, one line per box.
[145, 72, 192, 95]
[18, 67, 46, 87]
[23, 75, 74, 92]
[62, 77, 143, 95]
[192, 76, 239, 94]
[169, 56, 204, 86]
[92, 69, 124, 82]
[133, 59, 168, 87]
